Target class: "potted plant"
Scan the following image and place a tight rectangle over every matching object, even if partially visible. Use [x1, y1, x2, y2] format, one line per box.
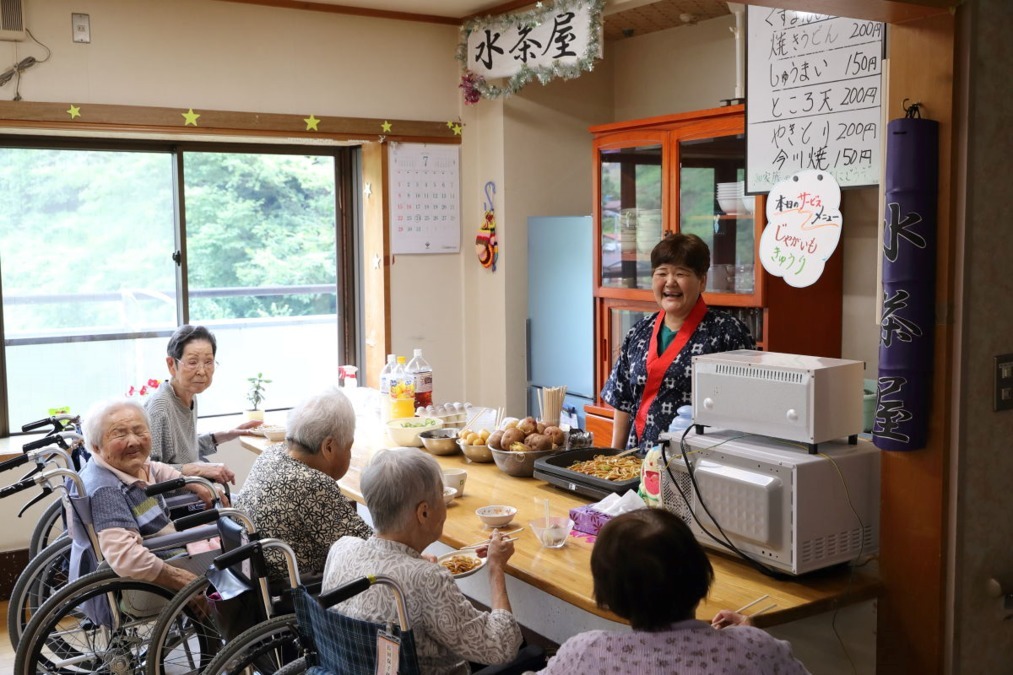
[246, 372, 272, 421]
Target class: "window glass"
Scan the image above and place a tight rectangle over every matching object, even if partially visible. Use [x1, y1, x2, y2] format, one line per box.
[182, 152, 340, 415]
[0, 148, 176, 427]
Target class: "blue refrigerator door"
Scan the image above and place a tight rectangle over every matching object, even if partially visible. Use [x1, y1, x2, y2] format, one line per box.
[527, 216, 594, 408]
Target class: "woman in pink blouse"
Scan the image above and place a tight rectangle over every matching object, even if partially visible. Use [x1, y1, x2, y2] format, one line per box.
[534, 509, 811, 675]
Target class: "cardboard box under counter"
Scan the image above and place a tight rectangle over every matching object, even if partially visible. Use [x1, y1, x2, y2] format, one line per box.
[569, 505, 613, 536]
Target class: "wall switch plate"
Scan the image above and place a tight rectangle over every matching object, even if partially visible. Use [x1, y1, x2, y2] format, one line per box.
[995, 353, 1013, 412]
[72, 13, 91, 44]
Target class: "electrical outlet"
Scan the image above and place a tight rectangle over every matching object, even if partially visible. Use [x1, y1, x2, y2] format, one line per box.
[995, 353, 1013, 412]
[72, 13, 90, 44]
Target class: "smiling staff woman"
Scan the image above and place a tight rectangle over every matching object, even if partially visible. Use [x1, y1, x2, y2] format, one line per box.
[601, 234, 754, 450]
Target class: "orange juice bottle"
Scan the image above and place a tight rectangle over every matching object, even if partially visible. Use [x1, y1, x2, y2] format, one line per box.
[389, 356, 416, 420]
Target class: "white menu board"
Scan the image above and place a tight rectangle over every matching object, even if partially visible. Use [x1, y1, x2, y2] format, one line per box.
[389, 143, 461, 255]
[746, 7, 885, 193]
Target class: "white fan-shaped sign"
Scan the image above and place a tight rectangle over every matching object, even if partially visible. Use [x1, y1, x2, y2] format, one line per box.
[758, 170, 843, 288]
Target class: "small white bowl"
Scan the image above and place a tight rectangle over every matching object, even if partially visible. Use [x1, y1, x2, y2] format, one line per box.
[443, 486, 458, 505]
[476, 505, 517, 528]
[260, 425, 286, 443]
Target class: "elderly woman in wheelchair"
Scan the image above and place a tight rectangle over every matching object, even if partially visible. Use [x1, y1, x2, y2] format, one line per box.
[322, 447, 535, 675]
[73, 397, 226, 591]
[13, 398, 228, 674]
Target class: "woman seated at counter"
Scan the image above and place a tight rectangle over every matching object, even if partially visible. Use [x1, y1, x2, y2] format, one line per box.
[145, 324, 261, 485]
[74, 398, 224, 592]
[322, 447, 537, 675]
[533, 509, 810, 674]
[601, 233, 755, 450]
[235, 386, 372, 585]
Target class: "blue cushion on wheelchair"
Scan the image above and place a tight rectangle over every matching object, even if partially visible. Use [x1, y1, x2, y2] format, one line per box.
[292, 586, 421, 675]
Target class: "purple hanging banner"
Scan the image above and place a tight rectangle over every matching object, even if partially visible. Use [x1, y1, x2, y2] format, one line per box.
[874, 108, 938, 451]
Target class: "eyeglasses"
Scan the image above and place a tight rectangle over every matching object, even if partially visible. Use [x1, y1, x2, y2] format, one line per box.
[177, 359, 218, 373]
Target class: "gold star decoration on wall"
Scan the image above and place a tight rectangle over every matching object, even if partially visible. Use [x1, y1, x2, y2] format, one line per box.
[452, 124, 462, 136]
[381, 120, 392, 133]
[304, 114, 320, 131]
[182, 108, 201, 126]
[67, 105, 81, 119]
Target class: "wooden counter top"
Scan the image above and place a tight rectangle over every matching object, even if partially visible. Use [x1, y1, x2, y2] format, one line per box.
[241, 423, 881, 629]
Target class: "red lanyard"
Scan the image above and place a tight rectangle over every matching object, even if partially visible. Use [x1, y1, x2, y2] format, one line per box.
[633, 296, 708, 441]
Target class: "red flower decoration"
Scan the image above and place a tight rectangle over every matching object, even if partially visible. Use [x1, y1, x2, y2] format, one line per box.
[459, 71, 484, 105]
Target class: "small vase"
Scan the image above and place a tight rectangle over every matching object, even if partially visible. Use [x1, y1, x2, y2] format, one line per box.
[245, 409, 264, 422]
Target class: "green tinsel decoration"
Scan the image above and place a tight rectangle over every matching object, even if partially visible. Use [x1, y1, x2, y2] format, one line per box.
[456, 0, 604, 102]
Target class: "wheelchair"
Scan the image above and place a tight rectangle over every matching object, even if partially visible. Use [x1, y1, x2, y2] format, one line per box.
[4, 434, 228, 650]
[11, 472, 226, 674]
[200, 540, 544, 675]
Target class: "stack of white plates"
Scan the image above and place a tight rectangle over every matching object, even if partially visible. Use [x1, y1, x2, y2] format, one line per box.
[716, 181, 745, 215]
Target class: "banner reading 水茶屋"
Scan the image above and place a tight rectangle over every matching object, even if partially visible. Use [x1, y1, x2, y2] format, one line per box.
[458, 0, 604, 100]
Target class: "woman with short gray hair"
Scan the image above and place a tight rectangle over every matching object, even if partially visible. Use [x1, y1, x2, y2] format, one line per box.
[235, 387, 371, 584]
[323, 448, 525, 674]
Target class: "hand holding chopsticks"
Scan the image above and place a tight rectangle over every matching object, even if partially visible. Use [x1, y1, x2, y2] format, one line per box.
[711, 594, 777, 629]
[460, 527, 523, 550]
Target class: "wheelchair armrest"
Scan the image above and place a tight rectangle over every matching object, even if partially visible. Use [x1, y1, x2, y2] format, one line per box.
[143, 523, 219, 552]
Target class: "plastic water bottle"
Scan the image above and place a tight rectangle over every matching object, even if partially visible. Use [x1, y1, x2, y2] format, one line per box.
[378, 354, 396, 422]
[406, 348, 433, 408]
[389, 356, 416, 420]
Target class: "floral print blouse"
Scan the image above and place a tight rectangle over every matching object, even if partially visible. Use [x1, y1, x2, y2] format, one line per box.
[235, 444, 372, 584]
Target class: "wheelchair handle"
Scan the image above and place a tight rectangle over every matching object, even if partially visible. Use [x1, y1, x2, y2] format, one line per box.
[175, 508, 220, 530]
[0, 477, 38, 499]
[0, 453, 31, 473]
[21, 414, 79, 433]
[213, 537, 300, 587]
[176, 506, 256, 533]
[318, 576, 375, 608]
[22, 436, 66, 452]
[146, 477, 187, 496]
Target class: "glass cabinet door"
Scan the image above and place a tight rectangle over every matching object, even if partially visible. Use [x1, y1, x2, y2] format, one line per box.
[599, 143, 663, 290]
[678, 133, 758, 296]
[599, 302, 655, 392]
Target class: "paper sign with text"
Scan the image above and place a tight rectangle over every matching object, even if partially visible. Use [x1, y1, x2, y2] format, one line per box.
[759, 170, 843, 288]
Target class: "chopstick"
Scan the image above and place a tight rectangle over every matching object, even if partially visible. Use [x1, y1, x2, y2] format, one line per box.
[749, 603, 777, 618]
[460, 537, 519, 550]
[460, 527, 523, 549]
[734, 594, 769, 614]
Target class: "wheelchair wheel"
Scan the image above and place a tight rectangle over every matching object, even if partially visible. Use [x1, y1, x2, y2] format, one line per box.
[201, 614, 305, 675]
[144, 575, 224, 675]
[15, 567, 176, 675]
[7, 536, 73, 649]
[28, 499, 66, 558]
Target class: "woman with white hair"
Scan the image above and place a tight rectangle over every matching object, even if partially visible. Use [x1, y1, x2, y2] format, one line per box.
[322, 448, 524, 675]
[236, 386, 372, 584]
[75, 398, 221, 592]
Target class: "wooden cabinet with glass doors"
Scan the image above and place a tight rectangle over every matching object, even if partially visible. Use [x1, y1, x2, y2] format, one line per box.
[585, 105, 843, 444]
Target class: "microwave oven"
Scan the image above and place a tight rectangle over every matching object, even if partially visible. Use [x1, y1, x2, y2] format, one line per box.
[659, 429, 880, 575]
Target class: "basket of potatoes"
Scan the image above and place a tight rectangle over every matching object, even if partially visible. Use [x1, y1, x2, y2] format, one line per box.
[487, 416, 567, 477]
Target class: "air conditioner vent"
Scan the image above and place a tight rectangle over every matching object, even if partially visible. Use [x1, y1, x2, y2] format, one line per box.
[0, 0, 26, 42]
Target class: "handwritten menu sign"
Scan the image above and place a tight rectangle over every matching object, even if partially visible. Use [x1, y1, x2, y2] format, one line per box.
[746, 7, 885, 193]
[389, 143, 461, 255]
[758, 170, 843, 288]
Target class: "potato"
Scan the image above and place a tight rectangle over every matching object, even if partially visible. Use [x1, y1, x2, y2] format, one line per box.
[501, 417, 519, 430]
[488, 430, 504, 450]
[508, 441, 529, 452]
[524, 433, 552, 451]
[479, 428, 490, 442]
[517, 417, 537, 435]
[543, 426, 565, 446]
[500, 427, 525, 449]
[464, 431, 480, 445]
[536, 421, 546, 434]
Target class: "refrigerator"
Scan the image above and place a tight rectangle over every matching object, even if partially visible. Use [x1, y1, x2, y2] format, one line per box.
[527, 216, 595, 430]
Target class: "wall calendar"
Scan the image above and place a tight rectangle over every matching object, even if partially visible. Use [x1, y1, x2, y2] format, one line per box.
[388, 142, 461, 255]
